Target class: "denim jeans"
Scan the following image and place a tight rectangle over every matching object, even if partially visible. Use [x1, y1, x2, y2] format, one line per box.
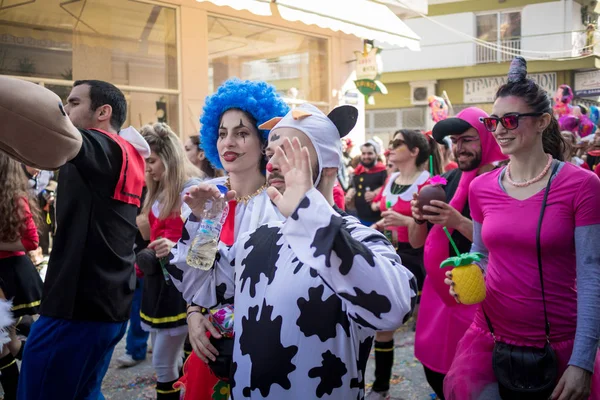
[18, 316, 127, 400]
[125, 277, 150, 360]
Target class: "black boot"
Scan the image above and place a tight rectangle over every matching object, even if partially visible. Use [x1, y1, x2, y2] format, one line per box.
[156, 379, 180, 400]
[371, 339, 394, 394]
[0, 353, 19, 400]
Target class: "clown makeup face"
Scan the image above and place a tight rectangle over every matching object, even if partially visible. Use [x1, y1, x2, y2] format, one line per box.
[449, 127, 482, 172]
[265, 127, 319, 193]
[217, 109, 263, 175]
[491, 95, 550, 158]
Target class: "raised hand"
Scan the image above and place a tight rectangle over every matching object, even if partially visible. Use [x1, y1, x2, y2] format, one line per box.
[267, 137, 313, 218]
[183, 184, 236, 219]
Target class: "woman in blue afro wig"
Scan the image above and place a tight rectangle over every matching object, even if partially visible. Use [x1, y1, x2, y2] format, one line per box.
[200, 79, 289, 170]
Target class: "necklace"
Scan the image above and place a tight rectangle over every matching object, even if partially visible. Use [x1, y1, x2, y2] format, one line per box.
[506, 154, 553, 187]
[395, 170, 422, 186]
[224, 178, 268, 205]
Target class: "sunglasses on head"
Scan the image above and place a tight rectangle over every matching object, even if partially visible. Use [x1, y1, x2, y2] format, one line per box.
[388, 138, 406, 149]
[481, 112, 544, 132]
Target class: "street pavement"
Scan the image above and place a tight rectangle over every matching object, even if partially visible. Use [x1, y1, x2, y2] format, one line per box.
[102, 324, 436, 400]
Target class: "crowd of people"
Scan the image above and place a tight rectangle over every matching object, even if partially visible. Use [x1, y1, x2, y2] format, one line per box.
[0, 55, 598, 400]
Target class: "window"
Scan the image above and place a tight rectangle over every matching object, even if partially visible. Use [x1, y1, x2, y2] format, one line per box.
[207, 15, 329, 109]
[366, 107, 427, 143]
[0, 0, 180, 132]
[475, 11, 521, 64]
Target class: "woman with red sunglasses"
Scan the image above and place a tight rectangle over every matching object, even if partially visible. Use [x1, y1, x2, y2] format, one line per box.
[444, 57, 600, 400]
[366, 129, 441, 400]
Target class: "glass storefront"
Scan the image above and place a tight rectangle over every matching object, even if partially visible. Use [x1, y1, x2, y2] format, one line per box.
[1, 1, 341, 134]
[0, 0, 180, 131]
[207, 15, 329, 110]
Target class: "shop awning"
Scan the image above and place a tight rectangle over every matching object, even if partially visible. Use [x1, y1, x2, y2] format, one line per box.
[197, 0, 421, 50]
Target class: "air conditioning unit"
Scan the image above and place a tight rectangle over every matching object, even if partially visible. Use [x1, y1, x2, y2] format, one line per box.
[409, 80, 437, 106]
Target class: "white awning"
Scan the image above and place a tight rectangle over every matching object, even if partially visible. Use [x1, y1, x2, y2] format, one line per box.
[196, 0, 421, 50]
[198, 0, 272, 16]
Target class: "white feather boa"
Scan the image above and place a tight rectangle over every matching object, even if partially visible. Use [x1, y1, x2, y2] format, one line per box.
[0, 300, 14, 346]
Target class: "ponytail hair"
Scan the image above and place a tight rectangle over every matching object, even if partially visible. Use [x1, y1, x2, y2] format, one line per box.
[496, 57, 567, 161]
[426, 133, 443, 176]
[542, 117, 566, 161]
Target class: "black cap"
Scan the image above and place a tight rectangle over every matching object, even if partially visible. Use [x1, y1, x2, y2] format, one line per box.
[432, 118, 473, 144]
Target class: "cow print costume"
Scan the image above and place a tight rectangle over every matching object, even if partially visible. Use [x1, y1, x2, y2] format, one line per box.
[169, 177, 282, 309]
[171, 187, 417, 399]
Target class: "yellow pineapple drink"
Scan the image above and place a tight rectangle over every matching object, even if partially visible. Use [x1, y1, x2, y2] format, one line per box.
[441, 253, 486, 305]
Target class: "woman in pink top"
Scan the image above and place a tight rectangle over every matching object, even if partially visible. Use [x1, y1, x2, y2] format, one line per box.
[409, 106, 506, 399]
[445, 58, 600, 400]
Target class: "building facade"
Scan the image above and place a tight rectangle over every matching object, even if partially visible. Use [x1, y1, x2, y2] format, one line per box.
[366, 0, 600, 144]
[0, 0, 423, 145]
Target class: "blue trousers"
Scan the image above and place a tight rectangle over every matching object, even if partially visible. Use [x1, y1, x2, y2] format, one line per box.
[126, 277, 149, 360]
[17, 316, 127, 400]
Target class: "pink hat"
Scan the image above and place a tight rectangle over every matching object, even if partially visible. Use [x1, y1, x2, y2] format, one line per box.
[433, 107, 506, 168]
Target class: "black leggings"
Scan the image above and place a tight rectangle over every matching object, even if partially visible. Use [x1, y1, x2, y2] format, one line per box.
[396, 243, 425, 300]
[423, 365, 446, 400]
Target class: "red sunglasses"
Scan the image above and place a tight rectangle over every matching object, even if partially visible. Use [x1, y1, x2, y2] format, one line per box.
[481, 112, 543, 132]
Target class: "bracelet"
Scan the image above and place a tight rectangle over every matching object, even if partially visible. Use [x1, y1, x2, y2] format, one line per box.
[186, 310, 202, 321]
[187, 304, 207, 314]
[413, 217, 426, 225]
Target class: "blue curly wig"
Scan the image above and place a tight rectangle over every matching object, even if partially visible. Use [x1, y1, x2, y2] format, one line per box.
[200, 79, 290, 170]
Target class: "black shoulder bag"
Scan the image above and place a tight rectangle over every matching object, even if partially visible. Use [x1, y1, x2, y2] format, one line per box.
[483, 162, 560, 400]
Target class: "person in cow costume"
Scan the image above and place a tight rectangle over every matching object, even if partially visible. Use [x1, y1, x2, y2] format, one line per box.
[170, 103, 417, 399]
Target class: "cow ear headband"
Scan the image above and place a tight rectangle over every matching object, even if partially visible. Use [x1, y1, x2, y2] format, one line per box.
[259, 105, 358, 138]
[327, 105, 358, 138]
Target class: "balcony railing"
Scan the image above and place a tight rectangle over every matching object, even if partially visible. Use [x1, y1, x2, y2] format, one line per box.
[476, 38, 521, 64]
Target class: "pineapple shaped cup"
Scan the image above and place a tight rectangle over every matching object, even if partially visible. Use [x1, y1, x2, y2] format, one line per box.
[441, 252, 486, 305]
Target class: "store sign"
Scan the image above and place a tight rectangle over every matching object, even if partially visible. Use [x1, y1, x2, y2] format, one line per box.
[0, 33, 71, 50]
[354, 46, 387, 100]
[574, 70, 600, 97]
[464, 73, 557, 103]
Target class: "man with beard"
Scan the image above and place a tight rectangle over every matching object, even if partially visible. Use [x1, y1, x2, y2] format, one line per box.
[346, 140, 387, 226]
[171, 104, 417, 399]
[407, 107, 506, 399]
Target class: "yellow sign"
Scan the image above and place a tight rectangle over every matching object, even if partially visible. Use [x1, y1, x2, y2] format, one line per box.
[354, 42, 387, 102]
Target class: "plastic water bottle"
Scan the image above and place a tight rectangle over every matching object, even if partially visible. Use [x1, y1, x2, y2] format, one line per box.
[186, 185, 229, 270]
